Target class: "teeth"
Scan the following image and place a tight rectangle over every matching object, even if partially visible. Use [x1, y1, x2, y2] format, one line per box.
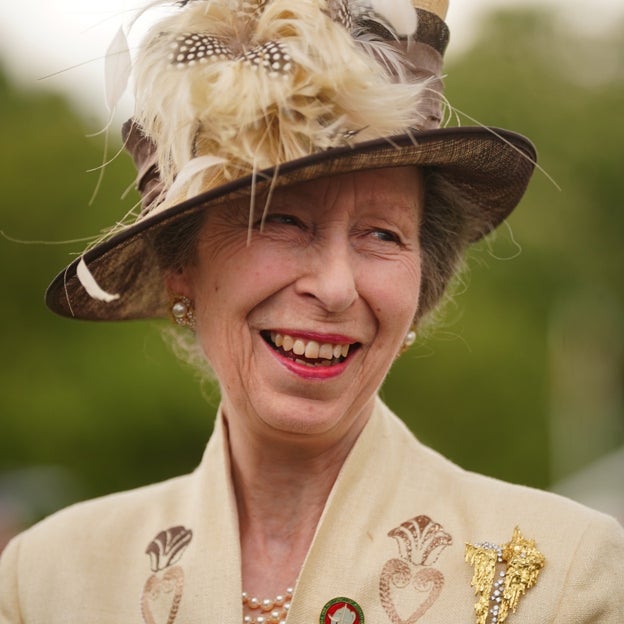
[305, 341, 320, 358]
[267, 332, 353, 361]
[296, 358, 338, 368]
[319, 343, 334, 359]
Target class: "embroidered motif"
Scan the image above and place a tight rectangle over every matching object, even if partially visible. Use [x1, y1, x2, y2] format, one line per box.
[465, 527, 545, 624]
[320, 597, 365, 624]
[379, 515, 452, 624]
[141, 526, 193, 624]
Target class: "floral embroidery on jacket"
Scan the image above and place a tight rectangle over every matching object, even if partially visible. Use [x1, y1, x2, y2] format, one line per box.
[379, 515, 452, 624]
[141, 526, 193, 624]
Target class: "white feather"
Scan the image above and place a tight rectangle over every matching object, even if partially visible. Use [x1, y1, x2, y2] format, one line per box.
[104, 1, 175, 113]
[369, 0, 417, 36]
[77, 258, 120, 302]
[105, 26, 132, 113]
[164, 155, 227, 206]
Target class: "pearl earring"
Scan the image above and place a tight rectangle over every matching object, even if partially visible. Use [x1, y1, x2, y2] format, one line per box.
[171, 295, 196, 330]
[403, 329, 416, 349]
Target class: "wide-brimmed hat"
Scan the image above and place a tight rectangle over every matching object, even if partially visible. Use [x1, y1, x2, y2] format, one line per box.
[46, 0, 536, 321]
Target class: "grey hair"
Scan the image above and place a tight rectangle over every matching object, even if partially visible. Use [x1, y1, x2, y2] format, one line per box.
[416, 169, 486, 324]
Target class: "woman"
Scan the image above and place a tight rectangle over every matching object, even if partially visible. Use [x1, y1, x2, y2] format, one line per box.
[1, 0, 622, 622]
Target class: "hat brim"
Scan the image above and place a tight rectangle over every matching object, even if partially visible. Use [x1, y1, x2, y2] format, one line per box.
[46, 125, 536, 321]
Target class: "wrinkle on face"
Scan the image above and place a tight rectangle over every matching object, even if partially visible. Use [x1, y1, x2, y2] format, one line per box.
[166, 166, 425, 447]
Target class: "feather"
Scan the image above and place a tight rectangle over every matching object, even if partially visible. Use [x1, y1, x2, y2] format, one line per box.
[369, 0, 417, 36]
[163, 154, 227, 207]
[130, 0, 429, 211]
[355, 33, 411, 81]
[77, 258, 120, 302]
[105, 26, 132, 113]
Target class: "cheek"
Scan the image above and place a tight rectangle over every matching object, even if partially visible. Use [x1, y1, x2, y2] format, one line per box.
[191, 243, 296, 329]
[409, 259, 423, 313]
[367, 256, 422, 325]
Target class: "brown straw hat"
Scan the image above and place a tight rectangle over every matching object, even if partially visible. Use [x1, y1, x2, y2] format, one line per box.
[46, 0, 536, 321]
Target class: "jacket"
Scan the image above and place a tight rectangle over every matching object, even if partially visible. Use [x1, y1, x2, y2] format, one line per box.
[1, 397, 623, 623]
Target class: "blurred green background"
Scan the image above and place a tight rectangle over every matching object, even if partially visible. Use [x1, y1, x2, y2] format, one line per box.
[1, 8, 623, 533]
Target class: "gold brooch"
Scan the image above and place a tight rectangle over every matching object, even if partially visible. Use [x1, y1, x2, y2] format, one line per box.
[465, 527, 545, 624]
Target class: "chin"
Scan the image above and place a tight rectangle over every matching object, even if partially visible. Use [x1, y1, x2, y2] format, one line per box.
[256, 392, 376, 441]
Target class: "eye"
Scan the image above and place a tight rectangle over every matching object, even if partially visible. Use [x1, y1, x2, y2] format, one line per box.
[268, 214, 304, 226]
[255, 213, 306, 229]
[370, 228, 403, 244]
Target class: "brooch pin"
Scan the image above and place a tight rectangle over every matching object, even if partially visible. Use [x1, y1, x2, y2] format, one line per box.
[465, 527, 545, 624]
[320, 597, 364, 624]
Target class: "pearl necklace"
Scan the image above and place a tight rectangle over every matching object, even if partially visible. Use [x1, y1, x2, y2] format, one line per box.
[242, 587, 293, 624]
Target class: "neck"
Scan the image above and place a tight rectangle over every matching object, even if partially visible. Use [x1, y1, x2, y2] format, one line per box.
[223, 407, 371, 599]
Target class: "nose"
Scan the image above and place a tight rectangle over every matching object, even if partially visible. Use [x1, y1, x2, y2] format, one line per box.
[295, 237, 358, 314]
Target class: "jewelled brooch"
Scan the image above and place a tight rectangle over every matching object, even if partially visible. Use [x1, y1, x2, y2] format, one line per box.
[465, 527, 545, 624]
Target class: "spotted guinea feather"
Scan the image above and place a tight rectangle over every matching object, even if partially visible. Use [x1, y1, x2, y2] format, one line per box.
[131, 0, 430, 206]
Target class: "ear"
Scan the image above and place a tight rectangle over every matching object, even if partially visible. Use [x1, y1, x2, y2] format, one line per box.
[164, 267, 195, 299]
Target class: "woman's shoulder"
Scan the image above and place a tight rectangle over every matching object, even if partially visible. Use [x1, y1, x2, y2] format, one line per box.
[378, 402, 623, 552]
[409, 423, 619, 531]
[372, 408, 624, 621]
[3, 471, 194, 567]
[452, 460, 623, 550]
[447, 467, 624, 622]
[0, 472, 199, 621]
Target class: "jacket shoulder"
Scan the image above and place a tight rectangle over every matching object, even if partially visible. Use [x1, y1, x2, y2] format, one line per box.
[21, 472, 192, 542]
[385, 413, 624, 622]
[390, 410, 616, 531]
[0, 473, 196, 622]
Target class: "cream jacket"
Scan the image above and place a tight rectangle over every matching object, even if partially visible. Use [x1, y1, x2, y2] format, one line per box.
[1, 397, 623, 623]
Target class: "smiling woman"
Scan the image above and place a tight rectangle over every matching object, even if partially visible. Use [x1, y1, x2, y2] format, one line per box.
[167, 169, 422, 444]
[1, 1, 623, 623]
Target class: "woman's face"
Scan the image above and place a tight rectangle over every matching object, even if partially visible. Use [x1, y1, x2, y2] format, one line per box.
[169, 167, 423, 445]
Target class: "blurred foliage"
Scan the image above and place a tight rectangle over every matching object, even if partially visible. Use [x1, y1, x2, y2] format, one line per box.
[385, 8, 624, 488]
[1, 8, 623, 525]
[0, 69, 216, 520]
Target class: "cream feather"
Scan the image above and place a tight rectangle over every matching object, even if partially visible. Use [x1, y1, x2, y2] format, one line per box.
[131, 0, 431, 209]
[77, 258, 120, 302]
[368, 0, 417, 36]
[105, 26, 132, 113]
[162, 155, 227, 209]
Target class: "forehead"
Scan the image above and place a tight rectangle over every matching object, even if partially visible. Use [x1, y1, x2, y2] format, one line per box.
[203, 166, 424, 230]
[268, 166, 424, 212]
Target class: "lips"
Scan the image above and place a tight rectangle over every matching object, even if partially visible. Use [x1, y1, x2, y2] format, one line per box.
[262, 331, 359, 368]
